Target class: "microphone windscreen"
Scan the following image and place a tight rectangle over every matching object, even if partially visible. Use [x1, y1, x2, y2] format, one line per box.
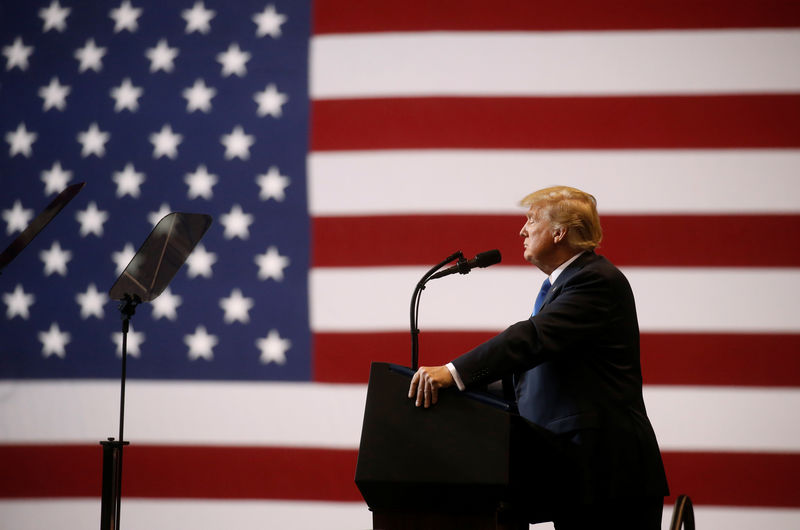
[475, 249, 501, 268]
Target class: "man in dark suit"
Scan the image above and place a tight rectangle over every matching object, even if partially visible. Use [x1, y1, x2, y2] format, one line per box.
[408, 186, 669, 529]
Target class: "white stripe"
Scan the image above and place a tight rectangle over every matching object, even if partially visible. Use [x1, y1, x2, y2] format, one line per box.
[662, 506, 800, 530]
[2, 382, 799, 452]
[309, 267, 800, 332]
[0, 380, 366, 448]
[644, 386, 800, 453]
[308, 150, 800, 215]
[2, 499, 798, 530]
[311, 30, 800, 98]
[0, 499, 372, 530]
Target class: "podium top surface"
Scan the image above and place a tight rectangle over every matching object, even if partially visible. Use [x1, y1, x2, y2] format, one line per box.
[387, 363, 513, 412]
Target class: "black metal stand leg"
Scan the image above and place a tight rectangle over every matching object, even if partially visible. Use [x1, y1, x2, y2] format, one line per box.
[99, 294, 139, 530]
[100, 439, 129, 530]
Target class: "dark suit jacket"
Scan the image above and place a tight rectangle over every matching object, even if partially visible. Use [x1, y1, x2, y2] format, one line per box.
[452, 252, 669, 503]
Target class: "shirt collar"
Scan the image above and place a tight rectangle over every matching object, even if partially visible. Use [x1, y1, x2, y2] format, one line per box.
[549, 251, 585, 285]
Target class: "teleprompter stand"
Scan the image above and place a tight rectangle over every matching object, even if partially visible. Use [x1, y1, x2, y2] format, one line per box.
[0, 182, 85, 275]
[102, 213, 212, 530]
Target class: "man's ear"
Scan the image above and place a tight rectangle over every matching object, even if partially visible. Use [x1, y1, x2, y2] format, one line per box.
[553, 226, 567, 244]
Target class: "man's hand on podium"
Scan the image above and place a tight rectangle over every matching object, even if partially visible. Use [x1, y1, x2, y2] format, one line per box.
[408, 366, 455, 408]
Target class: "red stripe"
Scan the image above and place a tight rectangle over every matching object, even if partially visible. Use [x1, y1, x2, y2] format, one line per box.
[314, 0, 800, 33]
[663, 451, 800, 508]
[2, 445, 799, 507]
[312, 331, 477, 383]
[641, 333, 800, 387]
[311, 96, 800, 151]
[0, 445, 360, 501]
[312, 331, 800, 387]
[312, 214, 800, 268]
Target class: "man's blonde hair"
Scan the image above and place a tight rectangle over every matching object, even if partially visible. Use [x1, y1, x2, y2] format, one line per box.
[520, 186, 602, 251]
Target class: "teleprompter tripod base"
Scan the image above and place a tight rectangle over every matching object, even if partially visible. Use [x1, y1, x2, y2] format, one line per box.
[100, 438, 129, 530]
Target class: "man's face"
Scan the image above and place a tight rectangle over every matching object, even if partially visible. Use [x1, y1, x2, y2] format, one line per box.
[520, 205, 557, 269]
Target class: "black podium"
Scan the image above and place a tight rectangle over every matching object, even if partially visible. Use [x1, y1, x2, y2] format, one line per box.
[355, 362, 573, 529]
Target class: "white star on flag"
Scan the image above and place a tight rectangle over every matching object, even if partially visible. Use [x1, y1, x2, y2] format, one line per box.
[185, 164, 218, 199]
[109, 0, 143, 33]
[112, 325, 145, 358]
[38, 77, 71, 111]
[2, 200, 34, 235]
[74, 38, 106, 72]
[77, 122, 110, 158]
[184, 325, 218, 361]
[112, 243, 136, 276]
[39, 1, 71, 33]
[182, 1, 216, 34]
[112, 163, 146, 198]
[39, 322, 71, 359]
[110, 78, 143, 112]
[75, 283, 107, 319]
[254, 246, 290, 281]
[219, 204, 253, 240]
[5, 122, 37, 158]
[145, 39, 179, 73]
[149, 124, 183, 159]
[3, 284, 35, 320]
[147, 203, 172, 227]
[216, 43, 250, 77]
[75, 201, 109, 237]
[40, 241, 72, 277]
[219, 288, 254, 324]
[252, 4, 287, 39]
[185, 243, 216, 278]
[182, 79, 216, 113]
[2, 37, 34, 71]
[41, 161, 72, 196]
[151, 287, 182, 321]
[256, 166, 290, 201]
[220, 125, 254, 160]
[254, 83, 288, 118]
[256, 329, 290, 365]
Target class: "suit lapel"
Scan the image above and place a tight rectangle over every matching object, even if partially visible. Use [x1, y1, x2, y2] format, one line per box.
[539, 252, 597, 310]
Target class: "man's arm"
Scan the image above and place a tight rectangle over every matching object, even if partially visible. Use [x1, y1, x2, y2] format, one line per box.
[453, 263, 624, 388]
[408, 258, 627, 404]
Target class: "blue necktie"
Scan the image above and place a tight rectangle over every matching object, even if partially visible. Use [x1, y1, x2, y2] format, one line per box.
[532, 278, 551, 316]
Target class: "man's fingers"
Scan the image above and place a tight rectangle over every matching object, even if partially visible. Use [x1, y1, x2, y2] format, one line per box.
[424, 378, 440, 408]
[408, 371, 420, 399]
[413, 369, 424, 406]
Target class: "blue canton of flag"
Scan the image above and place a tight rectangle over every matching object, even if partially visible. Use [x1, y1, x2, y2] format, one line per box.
[0, 1, 311, 382]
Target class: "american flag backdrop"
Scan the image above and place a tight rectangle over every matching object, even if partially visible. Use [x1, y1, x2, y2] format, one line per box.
[2, 1, 800, 529]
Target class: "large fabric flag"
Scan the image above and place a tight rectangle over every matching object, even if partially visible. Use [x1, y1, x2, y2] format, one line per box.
[2, 1, 800, 529]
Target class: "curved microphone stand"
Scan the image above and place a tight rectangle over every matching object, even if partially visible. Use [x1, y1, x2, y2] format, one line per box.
[409, 251, 466, 370]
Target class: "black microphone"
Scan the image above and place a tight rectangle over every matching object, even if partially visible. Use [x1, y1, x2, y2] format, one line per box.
[429, 249, 502, 280]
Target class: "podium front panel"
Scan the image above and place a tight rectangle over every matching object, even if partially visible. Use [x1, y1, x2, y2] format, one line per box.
[355, 362, 567, 518]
